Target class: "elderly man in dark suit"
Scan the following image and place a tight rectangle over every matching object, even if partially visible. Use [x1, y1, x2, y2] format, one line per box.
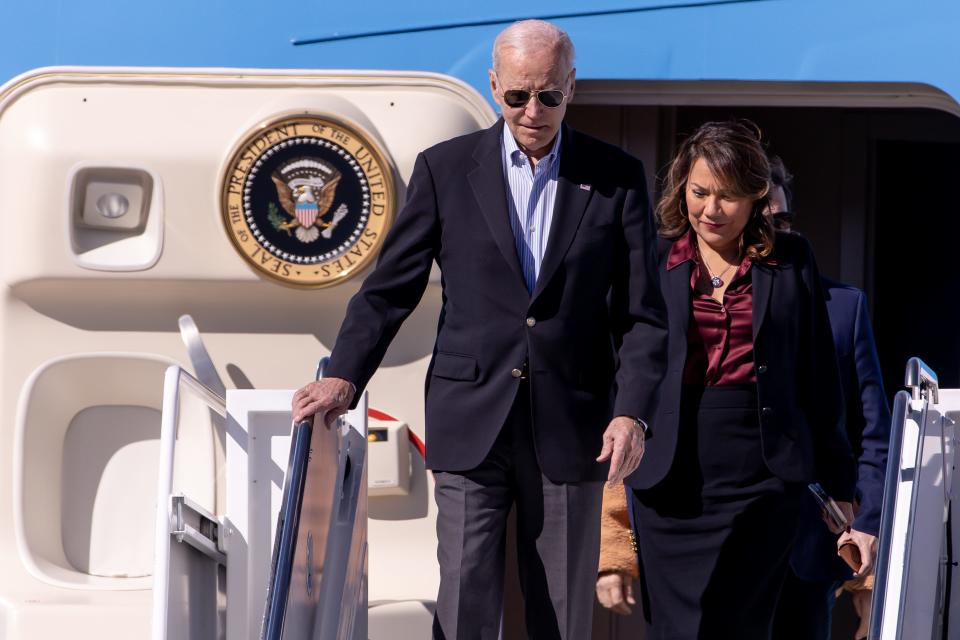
[768, 157, 891, 640]
[292, 19, 667, 640]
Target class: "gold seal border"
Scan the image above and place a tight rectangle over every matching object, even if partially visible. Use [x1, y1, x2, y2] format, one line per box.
[220, 112, 396, 289]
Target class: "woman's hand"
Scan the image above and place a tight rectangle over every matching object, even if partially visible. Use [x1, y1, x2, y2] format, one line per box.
[596, 571, 636, 615]
[838, 528, 878, 577]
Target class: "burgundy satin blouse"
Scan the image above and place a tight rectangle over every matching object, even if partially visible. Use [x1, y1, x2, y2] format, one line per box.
[666, 231, 758, 386]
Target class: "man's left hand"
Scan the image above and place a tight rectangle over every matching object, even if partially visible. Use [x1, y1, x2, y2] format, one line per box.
[838, 528, 878, 577]
[597, 416, 645, 486]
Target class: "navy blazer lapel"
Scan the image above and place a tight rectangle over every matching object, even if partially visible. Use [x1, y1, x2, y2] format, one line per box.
[664, 258, 693, 339]
[751, 262, 774, 340]
[467, 120, 527, 291]
[532, 125, 593, 301]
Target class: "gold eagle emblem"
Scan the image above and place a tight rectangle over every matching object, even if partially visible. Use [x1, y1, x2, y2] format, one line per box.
[269, 158, 346, 243]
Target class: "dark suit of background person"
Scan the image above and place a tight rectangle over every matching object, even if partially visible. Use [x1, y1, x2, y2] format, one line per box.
[291, 22, 669, 633]
[767, 159, 891, 640]
[773, 280, 891, 640]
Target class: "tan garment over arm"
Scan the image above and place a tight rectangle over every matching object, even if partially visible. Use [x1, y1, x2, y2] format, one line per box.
[598, 482, 640, 577]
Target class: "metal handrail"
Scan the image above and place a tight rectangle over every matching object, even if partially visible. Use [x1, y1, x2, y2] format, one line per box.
[178, 315, 227, 399]
[870, 389, 911, 639]
[159, 366, 226, 524]
[263, 355, 326, 638]
[905, 356, 939, 404]
[262, 416, 315, 640]
[905, 355, 951, 542]
[151, 365, 227, 640]
[897, 391, 937, 636]
[316, 355, 329, 381]
[870, 357, 952, 639]
[173, 367, 227, 416]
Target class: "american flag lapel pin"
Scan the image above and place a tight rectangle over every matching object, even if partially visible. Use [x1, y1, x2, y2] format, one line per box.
[579, 183, 591, 191]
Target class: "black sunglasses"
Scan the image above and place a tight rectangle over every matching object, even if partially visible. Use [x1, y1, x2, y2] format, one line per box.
[501, 87, 567, 109]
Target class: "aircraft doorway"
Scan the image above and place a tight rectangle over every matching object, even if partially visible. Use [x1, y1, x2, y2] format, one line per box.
[567, 91, 960, 409]
[562, 83, 960, 639]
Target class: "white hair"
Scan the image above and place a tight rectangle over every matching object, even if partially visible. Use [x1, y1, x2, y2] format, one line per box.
[492, 20, 575, 75]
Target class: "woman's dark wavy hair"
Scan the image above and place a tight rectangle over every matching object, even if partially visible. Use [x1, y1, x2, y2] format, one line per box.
[655, 120, 775, 259]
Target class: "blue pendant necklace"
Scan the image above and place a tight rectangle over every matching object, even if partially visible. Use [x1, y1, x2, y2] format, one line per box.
[704, 259, 737, 288]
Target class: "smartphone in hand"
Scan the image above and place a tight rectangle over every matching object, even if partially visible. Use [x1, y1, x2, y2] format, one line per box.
[808, 482, 849, 531]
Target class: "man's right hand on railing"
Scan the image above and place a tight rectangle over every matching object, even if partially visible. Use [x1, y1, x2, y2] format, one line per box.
[292, 377, 355, 426]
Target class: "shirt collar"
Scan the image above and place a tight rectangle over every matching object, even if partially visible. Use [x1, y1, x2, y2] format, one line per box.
[667, 228, 768, 278]
[502, 123, 562, 169]
[666, 228, 697, 270]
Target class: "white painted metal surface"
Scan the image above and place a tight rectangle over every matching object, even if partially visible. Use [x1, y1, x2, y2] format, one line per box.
[0, 66, 493, 638]
[873, 361, 959, 639]
[224, 389, 297, 640]
[151, 366, 226, 640]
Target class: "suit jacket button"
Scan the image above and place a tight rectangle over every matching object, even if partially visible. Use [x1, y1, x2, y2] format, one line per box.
[757, 364, 768, 374]
[511, 368, 523, 378]
[761, 406, 774, 416]
[526, 316, 537, 327]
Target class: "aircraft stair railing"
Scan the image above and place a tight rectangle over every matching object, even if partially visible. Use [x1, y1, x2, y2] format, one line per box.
[871, 357, 958, 639]
[260, 357, 367, 640]
[150, 347, 368, 640]
[152, 365, 228, 640]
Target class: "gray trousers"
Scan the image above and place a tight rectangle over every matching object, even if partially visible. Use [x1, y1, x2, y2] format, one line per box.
[432, 390, 604, 640]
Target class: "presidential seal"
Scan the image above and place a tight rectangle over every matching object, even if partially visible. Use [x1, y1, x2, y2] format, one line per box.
[222, 114, 395, 287]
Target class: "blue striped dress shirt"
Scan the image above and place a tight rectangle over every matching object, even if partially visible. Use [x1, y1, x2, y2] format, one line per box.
[501, 125, 562, 293]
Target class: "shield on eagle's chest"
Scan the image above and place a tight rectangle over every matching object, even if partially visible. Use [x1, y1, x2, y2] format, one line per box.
[295, 202, 319, 228]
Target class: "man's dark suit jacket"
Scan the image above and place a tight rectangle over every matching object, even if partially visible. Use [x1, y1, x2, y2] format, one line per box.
[625, 232, 856, 501]
[789, 278, 891, 582]
[325, 120, 668, 483]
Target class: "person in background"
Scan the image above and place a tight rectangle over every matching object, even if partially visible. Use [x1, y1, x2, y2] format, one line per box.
[768, 156, 891, 640]
[597, 482, 639, 615]
[595, 121, 856, 640]
[292, 19, 668, 640]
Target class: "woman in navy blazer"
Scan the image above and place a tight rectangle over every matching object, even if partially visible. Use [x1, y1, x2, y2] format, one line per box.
[597, 122, 857, 639]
